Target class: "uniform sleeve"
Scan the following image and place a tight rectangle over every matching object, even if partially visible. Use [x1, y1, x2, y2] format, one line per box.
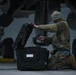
[38, 24, 58, 32]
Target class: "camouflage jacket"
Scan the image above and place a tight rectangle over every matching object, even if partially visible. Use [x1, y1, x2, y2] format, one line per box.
[38, 20, 70, 50]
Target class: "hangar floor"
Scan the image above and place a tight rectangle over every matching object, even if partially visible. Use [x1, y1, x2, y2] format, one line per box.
[0, 62, 76, 75]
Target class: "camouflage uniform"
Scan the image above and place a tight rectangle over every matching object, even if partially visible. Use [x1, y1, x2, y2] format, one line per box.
[38, 20, 72, 70]
[38, 21, 70, 50]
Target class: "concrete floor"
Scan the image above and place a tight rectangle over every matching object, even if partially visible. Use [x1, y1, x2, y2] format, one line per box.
[0, 70, 76, 75]
[0, 62, 76, 75]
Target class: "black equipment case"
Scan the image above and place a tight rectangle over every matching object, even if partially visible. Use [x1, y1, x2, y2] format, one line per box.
[16, 47, 49, 70]
[15, 23, 49, 70]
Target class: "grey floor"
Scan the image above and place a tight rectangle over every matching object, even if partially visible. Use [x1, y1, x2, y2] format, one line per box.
[0, 63, 76, 75]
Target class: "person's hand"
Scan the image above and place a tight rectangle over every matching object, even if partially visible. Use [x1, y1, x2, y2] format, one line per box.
[37, 36, 45, 41]
[31, 23, 39, 28]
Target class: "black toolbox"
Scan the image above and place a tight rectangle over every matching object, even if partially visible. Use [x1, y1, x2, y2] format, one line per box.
[16, 47, 49, 70]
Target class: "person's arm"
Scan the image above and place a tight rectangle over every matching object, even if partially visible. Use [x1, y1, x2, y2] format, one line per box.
[33, 23, 58, 32]
[37, 36, 52, 44]
[43, 36, 52, 44]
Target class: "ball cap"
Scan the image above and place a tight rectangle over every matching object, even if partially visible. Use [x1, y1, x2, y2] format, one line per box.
[51, 11, 63, 21]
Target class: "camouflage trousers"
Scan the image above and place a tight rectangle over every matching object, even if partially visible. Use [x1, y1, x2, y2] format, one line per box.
[47, 50, 72, 70]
